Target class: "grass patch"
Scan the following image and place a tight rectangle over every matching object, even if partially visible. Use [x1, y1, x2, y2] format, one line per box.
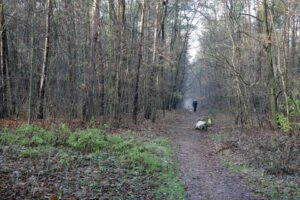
[0, 124, 186, 199]
[213, 132, 300, 200]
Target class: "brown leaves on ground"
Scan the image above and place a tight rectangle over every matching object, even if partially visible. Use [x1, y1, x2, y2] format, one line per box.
[0, 146, 159, 199]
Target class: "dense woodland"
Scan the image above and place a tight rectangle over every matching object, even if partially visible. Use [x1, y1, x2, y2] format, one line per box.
[188, 0, 300, 131]
[0, 0, 299, 130]
[0, 0, 299, 199]
[0, 0, 193, 124]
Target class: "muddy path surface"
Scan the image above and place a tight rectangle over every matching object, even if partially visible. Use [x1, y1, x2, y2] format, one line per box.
[159, 111, 263, 200]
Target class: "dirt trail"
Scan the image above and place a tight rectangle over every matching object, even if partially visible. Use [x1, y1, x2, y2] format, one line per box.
[161, 111, 262, 200]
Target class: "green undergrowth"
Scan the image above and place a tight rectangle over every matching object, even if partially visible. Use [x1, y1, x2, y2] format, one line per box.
[210, 132, 300, 200]
[0, 124, 186, 199]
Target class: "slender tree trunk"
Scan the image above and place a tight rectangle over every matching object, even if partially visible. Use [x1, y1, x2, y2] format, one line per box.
[96, 0, 104, 116]
[290, 0, 296, 74]
[118, 0, 127, 118]
[114, 0, 121, 120]
[64, 0, 77, 121]
[82, 0, 91, 121]
[151, 0, 161, 122]
[263, 0, 277, 129]
[37, 0, 52, 119]
[133, 0, 146, 124]
[86, 0, 101, 121]
[271, 10, 290, 131]
[256, 0, 261, 33]
[107, 0, 114, 116]
[286, 0, 290, 72]
[0, 0, 14, 117]
[28, 0, 36, 124]
[248, 0, 251, 33]
[160, 0, 168, 117]
[145, 0, 160, 121]
[0, 0, 7, 117]
[168, 0, 179, 110]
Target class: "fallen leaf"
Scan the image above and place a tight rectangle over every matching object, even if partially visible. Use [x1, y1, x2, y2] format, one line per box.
[50, 195, 58, 200]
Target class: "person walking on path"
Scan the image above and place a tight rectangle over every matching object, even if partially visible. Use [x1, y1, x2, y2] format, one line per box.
[192, 99, 198, 112]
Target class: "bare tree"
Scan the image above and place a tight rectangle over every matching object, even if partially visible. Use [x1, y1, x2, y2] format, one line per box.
[37, 0, 52, 119]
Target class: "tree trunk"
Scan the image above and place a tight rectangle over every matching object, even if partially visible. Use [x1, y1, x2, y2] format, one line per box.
[28, 0, 36, 124]
[248, 0, 251, 33]
[0, 0, 14, 117]
[145, 0, 160, 121]
[107, 0, 114, 116]
[256, 0, 261, 33]
[118, 0, 127, 118]
[37, 0, 52, 119]
[168, 0, 179, 110]
[160, 0, 168, 117]
[133, 0, 146, 124]
[86, 0, 101, 121]
[263, 0, 277, 129]
[64, 0, 77, 121]
[114, 0, 121, 120]
[270, 10, 290, 132]
[285, 0, 290, 72]
[290, 0, 296, 74]
[151, 0, 161, 122]
[96, 0, 104, 116]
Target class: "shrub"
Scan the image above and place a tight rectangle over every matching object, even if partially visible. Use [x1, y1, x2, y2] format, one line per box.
[15, 124, 45, 136]
[67, 128, 108, 152]
[0, 133, 17, 145]
[42, 124, 70, 146]
[30, 135, 46, 146]
[127, 145, 160, 173]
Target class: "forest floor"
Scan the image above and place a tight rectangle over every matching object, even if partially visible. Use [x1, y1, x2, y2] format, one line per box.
[158, 110, 299, 200]
[158, 110, 263, 200]
[0, 110, 299, 199]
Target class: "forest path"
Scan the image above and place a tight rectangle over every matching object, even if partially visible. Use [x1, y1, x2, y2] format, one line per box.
[159, 111, 262, 200]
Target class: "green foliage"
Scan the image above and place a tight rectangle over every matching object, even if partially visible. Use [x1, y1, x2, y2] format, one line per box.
[289, 93, 300, 117]
[174, 91, 183, 100]
[277, 92, 300, 132]
[0, 133, 17, 144]
[168, 91, 183, 100]
[67, 129, 108, 152]
[2, 123, 71, 147]
[102, 123, 110, 129]
[2, 127, 9, 133]
[59, 153, 75, 166]
[15, 124, 45, 135]
[20, 147, 41, 157]
[109, 135, 133, 153]
[43, 124, 70, 146]
[0, 125, 186, 199]
[127, 145, 160, 173]
[19, 146, 52, 158]
[30, 135, 46, 146]
[277, 113, 292, 133]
